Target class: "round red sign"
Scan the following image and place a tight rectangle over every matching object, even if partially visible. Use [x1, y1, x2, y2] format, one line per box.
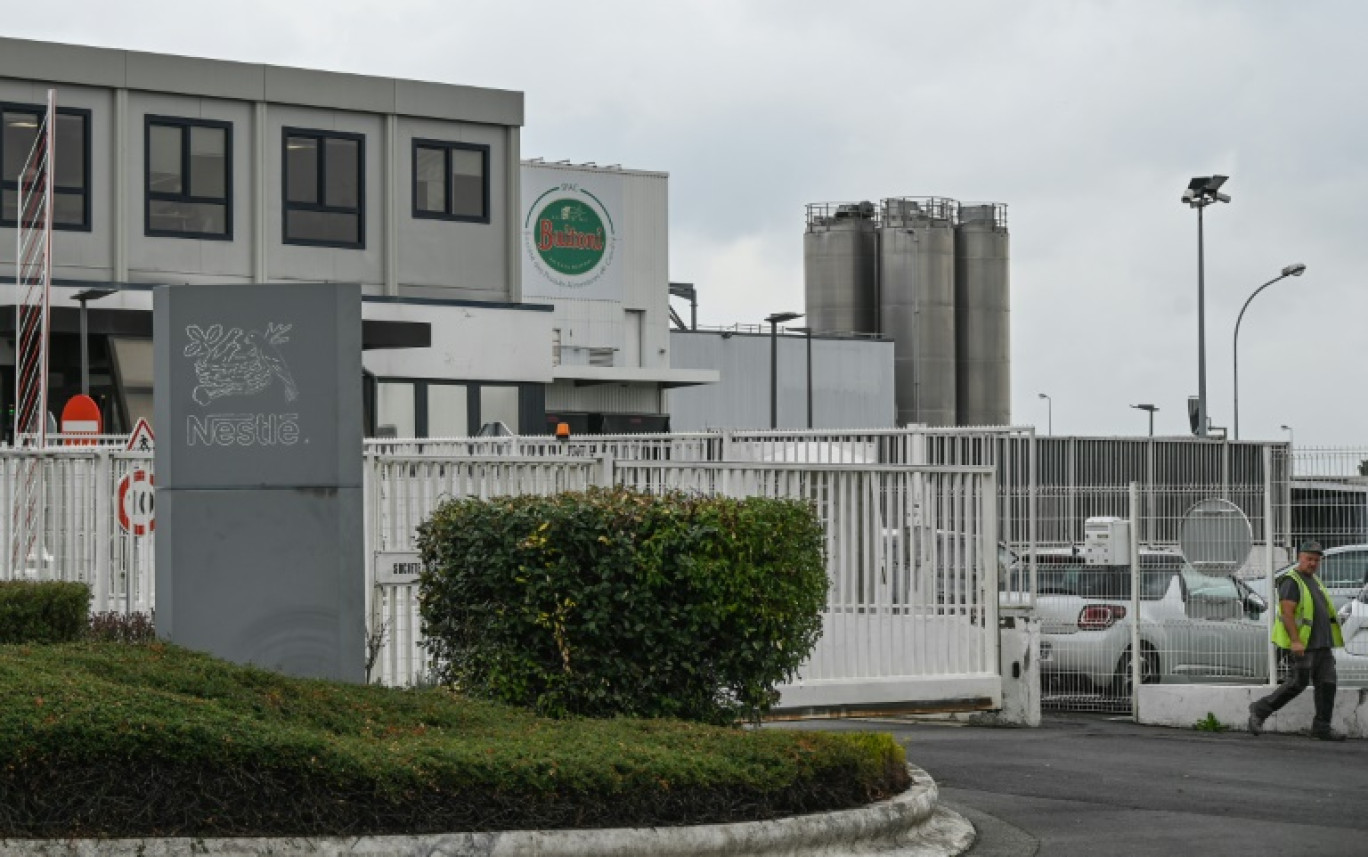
[117, 469, 155, 536]
[60, 394, 102, 445]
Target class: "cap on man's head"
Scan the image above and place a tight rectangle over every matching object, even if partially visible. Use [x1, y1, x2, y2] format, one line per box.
[1299, 540, 1325, 556]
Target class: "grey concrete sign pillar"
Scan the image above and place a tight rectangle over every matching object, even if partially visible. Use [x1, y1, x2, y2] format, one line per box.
[154, 283, 364, 683]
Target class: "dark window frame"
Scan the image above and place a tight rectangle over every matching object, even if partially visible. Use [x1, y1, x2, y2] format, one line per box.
[282, 126, 365, 249]
[1, 102, 92, 231]
[411, 138, 490, 224]
[370, 377, 540, 438]
[144, 114, 234, 241]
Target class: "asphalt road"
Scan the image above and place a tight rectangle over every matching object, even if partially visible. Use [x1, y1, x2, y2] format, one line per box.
[780, 714, 1368, 856]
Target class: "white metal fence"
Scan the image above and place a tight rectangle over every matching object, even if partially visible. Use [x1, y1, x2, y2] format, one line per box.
[610, 460, 1001, 712]
[363, 455, 605, 686]
[1, 448, 155, 615]
[1038, 456, 1368, 715]
[12, 428, 1355, 716]
[364, 455, 1001, 707]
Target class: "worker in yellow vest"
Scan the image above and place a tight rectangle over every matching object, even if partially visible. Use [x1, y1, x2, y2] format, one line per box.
[1248, 540, 1346, 741]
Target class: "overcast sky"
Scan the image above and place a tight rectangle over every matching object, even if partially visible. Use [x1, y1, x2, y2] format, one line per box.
[7, 1, 1365, 446]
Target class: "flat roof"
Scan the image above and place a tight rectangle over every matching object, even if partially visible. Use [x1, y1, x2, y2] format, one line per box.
[0, 35, 523, 127]
[523, 159, 668, 180]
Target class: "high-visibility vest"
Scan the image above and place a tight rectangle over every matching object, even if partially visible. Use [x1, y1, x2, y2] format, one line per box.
[1270, 570, 1345, 649]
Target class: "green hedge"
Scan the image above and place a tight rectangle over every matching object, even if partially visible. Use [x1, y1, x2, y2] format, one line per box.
[0, 581, 89, 644]
[0, 642, 909, 838]
[417, 487, 829, 724]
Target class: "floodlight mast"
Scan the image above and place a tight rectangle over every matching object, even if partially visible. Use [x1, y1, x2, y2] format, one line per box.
[1130, 403, 1159, 437]
[1181, 175, 1231, 438]
[1232, 264, 1306, 439]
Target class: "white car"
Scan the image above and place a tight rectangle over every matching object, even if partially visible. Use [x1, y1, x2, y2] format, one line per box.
[1261, 545, 1368, 611]
[1331, 585, 1368, 683]
[1337, 584, 1368, 656]
[1038, 559, 1270, 694]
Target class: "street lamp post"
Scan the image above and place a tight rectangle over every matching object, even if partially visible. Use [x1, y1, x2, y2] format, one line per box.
[72, 288, 116, 395]
[791, 326, 814, 429]
[1130, 403, 1159, 437]
[1037, 392, 1052, 435]
[1181, 175, 1232, 437]
[1280, 424, 1294, 448]
[765, 311, 803, 430]
[1233, 263, 1306, 440]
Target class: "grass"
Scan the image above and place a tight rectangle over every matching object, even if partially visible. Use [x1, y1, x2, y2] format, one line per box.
[1192, 712, 1229, 732]
[0, 641, 908, 838]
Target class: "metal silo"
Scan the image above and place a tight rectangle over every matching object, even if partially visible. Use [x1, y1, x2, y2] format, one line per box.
[804, 202, 878, 334]
[954, 203, 1011, 426]
[878, 197, 958, 426]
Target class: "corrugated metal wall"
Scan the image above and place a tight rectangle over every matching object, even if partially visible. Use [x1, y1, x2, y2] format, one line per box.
[544, 381, 661, 414]
[666, 330, 895, 431]
[620, 170, 671, 369]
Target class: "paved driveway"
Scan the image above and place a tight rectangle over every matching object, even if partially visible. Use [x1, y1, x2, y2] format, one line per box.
[779, 714, 1368, 856]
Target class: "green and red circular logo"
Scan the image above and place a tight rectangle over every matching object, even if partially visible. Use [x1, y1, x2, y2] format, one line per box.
[524, 184, 616, 288]
[535, 198, 605, 275]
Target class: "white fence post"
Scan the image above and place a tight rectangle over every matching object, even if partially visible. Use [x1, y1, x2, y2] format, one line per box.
[1129, 480, 1141, 720]
[1, 456, 10, 577]
[1028, 430, 1038, 604]
[984, 467, 1000, 677]
[93, 450, 112, 612]
[1264, 444, 1277, 686]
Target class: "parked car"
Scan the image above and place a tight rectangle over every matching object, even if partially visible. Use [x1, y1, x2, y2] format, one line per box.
[1279, 544, 1368, 610]
[1332, 585, 1368, 683]
[1337, 582, 1368, 656]
[880, 527, 1020, 607]
[1038, 558, 1269, 694]
[1247, 543, 1368, 612]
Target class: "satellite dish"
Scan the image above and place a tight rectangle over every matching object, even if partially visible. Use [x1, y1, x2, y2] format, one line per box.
[1178, 499, 1253, 574]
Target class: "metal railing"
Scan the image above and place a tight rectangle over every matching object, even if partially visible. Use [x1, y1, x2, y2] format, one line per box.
[1040, 456, 1368, 715]
[363, 454, 604, 686]
[7, 430, 1358, 702]
[613, 461, 1000, 701]
[0, 448, 155, 615]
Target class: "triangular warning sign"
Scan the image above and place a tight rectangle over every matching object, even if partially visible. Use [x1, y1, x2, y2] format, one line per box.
[126, 418, 155, 453]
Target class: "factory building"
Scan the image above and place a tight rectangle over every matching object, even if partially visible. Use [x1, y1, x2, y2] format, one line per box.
[0, 36, 714, 439]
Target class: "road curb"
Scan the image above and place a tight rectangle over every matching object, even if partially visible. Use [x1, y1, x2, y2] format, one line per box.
[1, 764, 974, 856]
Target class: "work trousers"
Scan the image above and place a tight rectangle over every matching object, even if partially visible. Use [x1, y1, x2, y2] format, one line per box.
[1251, 647, 1338, 732]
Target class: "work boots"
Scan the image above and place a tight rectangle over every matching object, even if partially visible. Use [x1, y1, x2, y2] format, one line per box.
[1311, 684, 1346, 742]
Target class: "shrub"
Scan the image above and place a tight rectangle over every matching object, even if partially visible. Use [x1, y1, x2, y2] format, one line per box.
[0, 642, 909, 838]
[417, 487, 828, 724]
[0, 581, 89, 644]
[88, 610, 157, 644]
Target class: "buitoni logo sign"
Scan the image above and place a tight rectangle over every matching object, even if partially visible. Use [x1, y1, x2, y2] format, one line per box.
[524, 183, 616, 289]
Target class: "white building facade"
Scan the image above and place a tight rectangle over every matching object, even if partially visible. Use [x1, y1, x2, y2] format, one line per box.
[0, 38, 720, 439]
[519, 161, 715, 434]
[0, 36, 557, 440]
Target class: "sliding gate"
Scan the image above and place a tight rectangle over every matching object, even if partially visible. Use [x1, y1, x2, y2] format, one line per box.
[608, 460, 1002, 714]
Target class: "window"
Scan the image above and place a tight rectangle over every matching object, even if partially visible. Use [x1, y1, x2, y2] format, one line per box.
[1, 103, 90, 230]
[283, 128, 363, 248]
[376, 382, 416, 438]
[110, 337, 154, 432]
[1321, 552, 1368, 589]
[479, 385, 519, 434]
[427, 384, 470, 437]
[412, 139, 489, 222]
[145, 116, 231, 239]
